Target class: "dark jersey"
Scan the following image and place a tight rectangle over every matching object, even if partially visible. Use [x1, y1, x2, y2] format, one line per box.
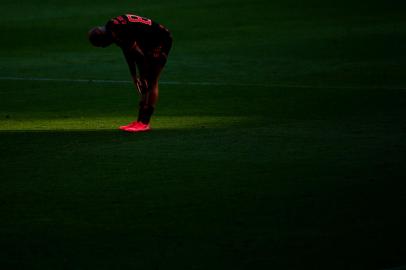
[105, 14, 171, 51]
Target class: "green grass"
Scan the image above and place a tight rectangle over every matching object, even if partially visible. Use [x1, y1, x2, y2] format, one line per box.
[1, 0, 406, 269]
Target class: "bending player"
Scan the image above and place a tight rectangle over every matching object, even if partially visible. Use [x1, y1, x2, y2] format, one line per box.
[88, 14, 172, 132]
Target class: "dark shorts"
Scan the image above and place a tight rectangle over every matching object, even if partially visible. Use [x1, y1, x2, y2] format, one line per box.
[146, 33, 172, 64]
[138, 34, 172, 81]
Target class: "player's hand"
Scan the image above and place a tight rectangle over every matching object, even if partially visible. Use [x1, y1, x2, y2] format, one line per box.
[130, 41, 145, 56]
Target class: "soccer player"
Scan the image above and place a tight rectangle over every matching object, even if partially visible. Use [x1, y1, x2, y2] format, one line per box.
[88, 14, 172, 132]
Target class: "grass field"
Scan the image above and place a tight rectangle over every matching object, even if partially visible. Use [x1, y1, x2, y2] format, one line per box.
[1, 0, 406, 269]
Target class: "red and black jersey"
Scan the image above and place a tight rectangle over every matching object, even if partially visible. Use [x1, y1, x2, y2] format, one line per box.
[105, 14, 171, 51]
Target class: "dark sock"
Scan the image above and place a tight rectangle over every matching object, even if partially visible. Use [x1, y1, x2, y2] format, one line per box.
[137, 102, 154, 124]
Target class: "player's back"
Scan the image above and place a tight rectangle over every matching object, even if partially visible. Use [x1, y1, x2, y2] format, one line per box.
[106, 14, 170, 49]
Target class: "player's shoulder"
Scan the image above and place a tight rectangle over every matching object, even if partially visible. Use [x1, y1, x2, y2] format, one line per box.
[105, 14, 133, 36]
[104, 14, 126, 28]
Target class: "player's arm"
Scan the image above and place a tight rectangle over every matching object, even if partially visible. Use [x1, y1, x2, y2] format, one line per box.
[122, 49, 139, 94]
[123, 42, 146, 95]
[124, 50, 137, 78]
[123, 41, 145, 75]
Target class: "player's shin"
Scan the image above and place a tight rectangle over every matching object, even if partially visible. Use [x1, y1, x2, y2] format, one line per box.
[137, 100, 154, 124]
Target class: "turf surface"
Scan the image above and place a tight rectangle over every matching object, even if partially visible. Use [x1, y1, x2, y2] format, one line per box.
[1, 0, 406, 269]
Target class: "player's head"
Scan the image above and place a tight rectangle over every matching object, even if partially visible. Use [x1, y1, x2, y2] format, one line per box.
[88, 26, 113, 47]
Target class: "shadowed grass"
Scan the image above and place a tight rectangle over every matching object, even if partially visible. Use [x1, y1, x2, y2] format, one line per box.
[1, 0, 406, 269]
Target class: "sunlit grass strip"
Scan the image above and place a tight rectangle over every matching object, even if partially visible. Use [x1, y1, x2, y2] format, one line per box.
[0, 116, 249, 131]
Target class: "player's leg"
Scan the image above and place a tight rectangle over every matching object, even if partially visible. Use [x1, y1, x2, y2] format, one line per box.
[146, 35, 172, 110]
[137, 45, 170, 125]
[146, 62, 164, 107]
[120, 57, 159, 132]
[119, 50, 149, 131]
[122, 37, 172, 132]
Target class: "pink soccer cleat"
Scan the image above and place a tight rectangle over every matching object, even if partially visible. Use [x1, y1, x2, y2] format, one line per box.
[120, 121, 151, 132]
[119, 121, 138, 131]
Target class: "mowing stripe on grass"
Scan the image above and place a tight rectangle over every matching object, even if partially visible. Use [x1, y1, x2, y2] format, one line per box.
[1, 76, 406, 90]
[383, 265, 406, 270]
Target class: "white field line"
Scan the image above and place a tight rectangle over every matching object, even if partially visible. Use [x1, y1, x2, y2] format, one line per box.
[1, 76, 406, 90]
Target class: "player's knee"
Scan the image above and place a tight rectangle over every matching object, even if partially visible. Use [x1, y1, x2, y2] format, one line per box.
[136, 78, 149, 95]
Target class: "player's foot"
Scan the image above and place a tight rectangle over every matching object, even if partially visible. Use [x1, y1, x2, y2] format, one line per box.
[121, 122, 151, 132]
[119, 121, 138, 131]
